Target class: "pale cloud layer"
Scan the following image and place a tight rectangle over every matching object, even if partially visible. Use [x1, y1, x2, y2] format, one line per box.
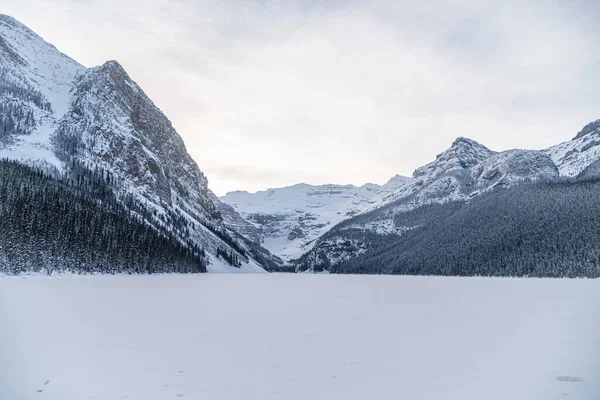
[3, 0, 600, 195]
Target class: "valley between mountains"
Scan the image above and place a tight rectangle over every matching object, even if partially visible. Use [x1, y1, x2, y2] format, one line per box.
[2, 13, 600, 277]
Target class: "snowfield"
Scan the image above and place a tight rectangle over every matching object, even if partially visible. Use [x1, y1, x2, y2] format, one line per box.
[1, 274, 599, 400]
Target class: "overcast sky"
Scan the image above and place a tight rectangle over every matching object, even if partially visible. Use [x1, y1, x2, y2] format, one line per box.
[3, 0, 600, 195]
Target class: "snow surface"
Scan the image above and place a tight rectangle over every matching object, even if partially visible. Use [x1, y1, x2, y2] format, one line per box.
[1, 274, 599, 400]
[205, 254, 266, 273]
[545, 129, 600, 177]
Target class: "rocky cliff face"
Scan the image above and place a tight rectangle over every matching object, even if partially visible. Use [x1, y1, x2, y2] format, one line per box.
[54, 60, 219, 225]
[209, 190, 262, 244]
[0, 14, 269, 272]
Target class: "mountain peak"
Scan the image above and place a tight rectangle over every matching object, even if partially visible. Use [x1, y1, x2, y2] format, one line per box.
[100, 59, 126, 72]
[443, 136, 493, 166]
[413, 137, 494, 180]
[89, 59, 138, 91]
[451, 136, 487, 149]
[384, 174, 410, 187]
[573, 119, 600, 140]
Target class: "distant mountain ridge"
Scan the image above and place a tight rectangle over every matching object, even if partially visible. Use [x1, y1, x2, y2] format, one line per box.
[220, 175, 408, 262]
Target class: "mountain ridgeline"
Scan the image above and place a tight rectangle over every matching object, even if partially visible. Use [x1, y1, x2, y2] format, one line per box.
[222, 121, 600, 278]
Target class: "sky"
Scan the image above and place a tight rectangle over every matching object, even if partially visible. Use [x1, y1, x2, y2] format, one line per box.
[2, 0, 600, 195]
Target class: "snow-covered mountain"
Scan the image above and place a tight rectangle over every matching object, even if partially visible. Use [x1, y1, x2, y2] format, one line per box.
[221, 136, 567, 265]
[372, 120, 600, 216]
[294, 125, 600, 272]
[370, 138, 559, 215]
[221, 121, 600, 272]
[220, 176, 408, 262]
[4, 14, 600, 276]
[0, 14, 268, 273]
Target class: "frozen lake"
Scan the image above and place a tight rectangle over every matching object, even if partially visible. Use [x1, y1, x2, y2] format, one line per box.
[1, 274, 599, 399]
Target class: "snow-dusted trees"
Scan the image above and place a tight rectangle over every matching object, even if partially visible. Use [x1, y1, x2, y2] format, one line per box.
[216, 246, 241, 268]
[0, 67, 52, 111]
[0, 159, 206, 274]
[0, 102, 35, 140]
[0, 67, 51, 142]
[308, 177, 600, 278]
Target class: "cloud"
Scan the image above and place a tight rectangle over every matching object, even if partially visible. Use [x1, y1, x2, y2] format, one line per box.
[4, 0, 600, 195]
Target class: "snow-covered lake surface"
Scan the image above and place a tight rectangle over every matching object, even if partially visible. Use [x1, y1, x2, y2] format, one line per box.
[1, 274, 599, 400]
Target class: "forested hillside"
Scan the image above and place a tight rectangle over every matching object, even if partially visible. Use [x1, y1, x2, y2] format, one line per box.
[0, 14, 272, 273]
[0, 160, 206, 274]
[315, 177, 600, 277]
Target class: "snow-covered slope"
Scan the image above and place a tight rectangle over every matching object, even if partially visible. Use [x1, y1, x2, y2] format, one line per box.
[220, 176, 408, 262]
[545, 119, 600, 177]
[0, 14, 267, 273]
[0, 14, 84, 169]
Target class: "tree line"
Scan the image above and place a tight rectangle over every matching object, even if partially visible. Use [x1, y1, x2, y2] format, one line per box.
[0, 159, 206, 274]
[300, 177, 600, 278]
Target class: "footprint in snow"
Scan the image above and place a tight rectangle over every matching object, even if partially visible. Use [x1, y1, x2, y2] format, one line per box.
[35, 380, 51, 393]
[557, 376, 585, 383]
[175, 395, 185, 398]
[163, 384, 183, 390]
